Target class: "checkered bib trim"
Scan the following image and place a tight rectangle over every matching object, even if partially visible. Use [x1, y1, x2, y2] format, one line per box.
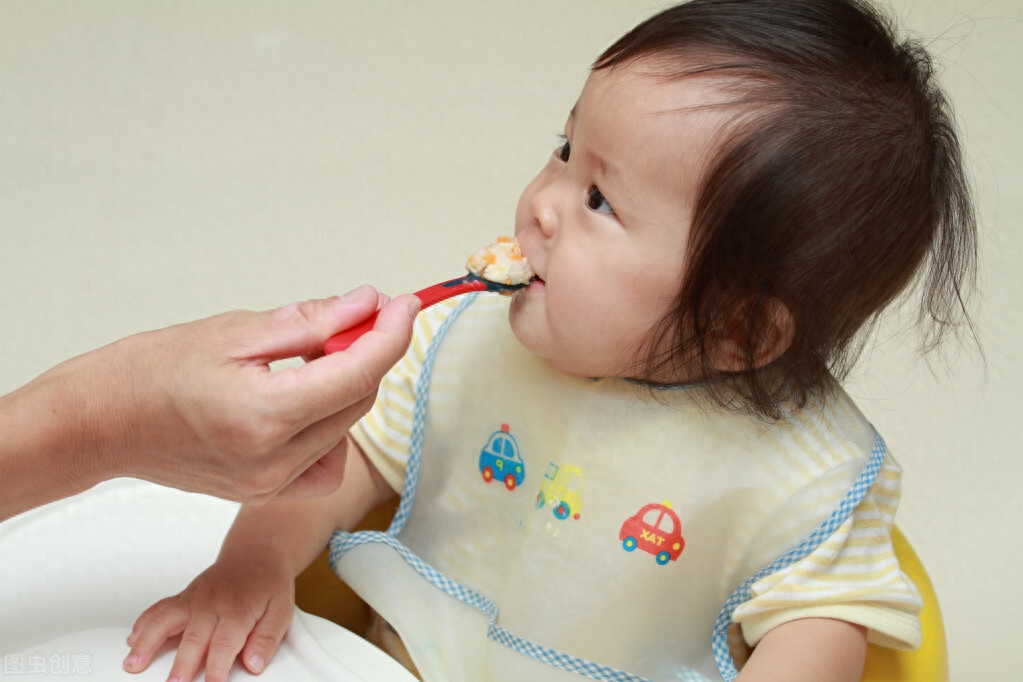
[329, 294, 884, 682]
[710, 430, 886, 680]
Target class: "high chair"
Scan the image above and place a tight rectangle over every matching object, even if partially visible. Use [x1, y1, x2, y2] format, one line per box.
[295, 500, 947, 682]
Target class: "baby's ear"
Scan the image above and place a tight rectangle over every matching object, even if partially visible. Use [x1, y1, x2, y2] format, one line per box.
[709, 299, 794, 373]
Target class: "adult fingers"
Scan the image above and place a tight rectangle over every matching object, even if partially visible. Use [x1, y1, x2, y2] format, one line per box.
[241, 597, 295, 674]
[245, 287, 382, 362]
[304, 294, 419, 401]
[271, 439, 350, 501]
[238, 389, 376, 503]
[301, 291, 392, 363]
[216, 390, 377, 505]
[272, 294, 418, 425]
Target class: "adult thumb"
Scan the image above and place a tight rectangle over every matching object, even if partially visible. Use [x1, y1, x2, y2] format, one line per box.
[247, 287, 383, 362]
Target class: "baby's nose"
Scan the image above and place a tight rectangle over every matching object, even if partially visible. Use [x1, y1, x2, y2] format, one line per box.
[529, 183, 559, 238]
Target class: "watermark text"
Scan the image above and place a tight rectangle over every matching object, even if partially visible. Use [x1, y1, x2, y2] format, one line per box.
[2, 652, 93, 676]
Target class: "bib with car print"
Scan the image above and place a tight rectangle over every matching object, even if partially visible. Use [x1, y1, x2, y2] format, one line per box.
[330, 295, 877, 682]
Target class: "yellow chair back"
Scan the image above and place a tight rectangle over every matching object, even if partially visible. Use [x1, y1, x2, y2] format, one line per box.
[861, 526, 948, 682]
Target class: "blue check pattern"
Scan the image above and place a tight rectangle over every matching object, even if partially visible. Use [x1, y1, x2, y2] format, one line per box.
[710, 430, 886, 680]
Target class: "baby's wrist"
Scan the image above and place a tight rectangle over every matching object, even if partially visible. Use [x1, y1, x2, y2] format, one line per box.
[218, 533, 298, 578]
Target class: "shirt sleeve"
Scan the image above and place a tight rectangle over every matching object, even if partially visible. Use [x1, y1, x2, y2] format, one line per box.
[731, 454, 924, 651]
[349, 299, 461, 493]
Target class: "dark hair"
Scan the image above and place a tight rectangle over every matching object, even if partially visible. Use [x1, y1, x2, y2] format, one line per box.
[596, 0, 977, 419]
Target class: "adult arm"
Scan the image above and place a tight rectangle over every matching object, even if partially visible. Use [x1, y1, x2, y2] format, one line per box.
[0, 285, 419, 521]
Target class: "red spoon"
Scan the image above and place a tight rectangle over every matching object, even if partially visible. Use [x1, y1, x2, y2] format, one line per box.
[324, 273, 530, 354]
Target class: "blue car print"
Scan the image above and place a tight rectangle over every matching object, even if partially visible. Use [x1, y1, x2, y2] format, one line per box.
[479, 423, 525, 491]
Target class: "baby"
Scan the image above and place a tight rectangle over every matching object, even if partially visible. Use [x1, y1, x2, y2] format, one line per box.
[124, 0, 975, 680]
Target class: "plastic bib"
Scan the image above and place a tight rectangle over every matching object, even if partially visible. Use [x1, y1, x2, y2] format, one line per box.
[331, 295, 882, 681]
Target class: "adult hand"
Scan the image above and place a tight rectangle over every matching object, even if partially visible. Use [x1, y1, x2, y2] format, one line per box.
[0, 285, 419, 520]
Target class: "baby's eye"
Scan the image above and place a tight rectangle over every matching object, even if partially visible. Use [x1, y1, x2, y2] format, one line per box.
[586, 186, 614, 215]
[557, 139, 571, 162]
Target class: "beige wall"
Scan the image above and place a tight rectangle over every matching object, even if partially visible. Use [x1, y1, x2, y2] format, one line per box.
[1, 1, 1019, 678]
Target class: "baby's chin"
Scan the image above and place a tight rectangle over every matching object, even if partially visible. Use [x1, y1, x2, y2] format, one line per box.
[505, 300, 543, 359]
[506, 313, 608, 379]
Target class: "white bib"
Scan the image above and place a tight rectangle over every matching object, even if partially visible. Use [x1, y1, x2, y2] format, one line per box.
[331, 295, 882, 682]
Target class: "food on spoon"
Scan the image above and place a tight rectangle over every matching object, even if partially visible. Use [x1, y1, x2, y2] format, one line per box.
[465, 236, 535, 286]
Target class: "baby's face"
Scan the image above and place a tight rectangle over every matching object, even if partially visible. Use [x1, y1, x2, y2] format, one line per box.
[509, 59, 732, 381]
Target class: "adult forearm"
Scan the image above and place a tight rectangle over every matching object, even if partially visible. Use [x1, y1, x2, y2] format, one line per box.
[0, 351, 120, 521]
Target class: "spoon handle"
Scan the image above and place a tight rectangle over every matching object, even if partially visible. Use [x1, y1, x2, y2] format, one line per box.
[323, 275, 492, 354]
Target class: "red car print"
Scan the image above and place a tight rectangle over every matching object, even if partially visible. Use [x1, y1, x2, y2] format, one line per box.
[619, 501, 685, 565]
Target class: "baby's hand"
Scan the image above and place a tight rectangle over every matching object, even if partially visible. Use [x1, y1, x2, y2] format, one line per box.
[123, 552, 295, 682]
